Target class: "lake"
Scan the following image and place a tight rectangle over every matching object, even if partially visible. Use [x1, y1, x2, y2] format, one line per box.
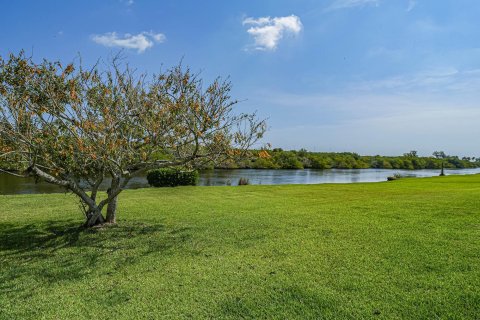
[1, 168, 480, 195]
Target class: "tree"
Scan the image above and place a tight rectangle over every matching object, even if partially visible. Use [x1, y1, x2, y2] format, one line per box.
[0, 52, 266, 227]
[432, 151, 446, 159]
[433, 151, 447, 176]
[403, 150, 418, 158]
[273, 151, 303, 169]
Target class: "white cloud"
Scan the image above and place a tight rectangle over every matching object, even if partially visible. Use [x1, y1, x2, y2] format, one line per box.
[326, 0, 380, 11]
[243, 15, 302, 51]
[147, 32, 165, 42]
[350, 67, 480, 93]
[91, 31, 166, 53]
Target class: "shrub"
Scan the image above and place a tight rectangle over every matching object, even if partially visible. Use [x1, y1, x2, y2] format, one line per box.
[387, 173, 403, 181]
[238, 177, 250, 185]
[147, 168, 198, 187]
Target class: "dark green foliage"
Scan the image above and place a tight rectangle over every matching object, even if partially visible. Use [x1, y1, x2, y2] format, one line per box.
[250, 157, 277, 169]
[272, 151, 304, 169]
[403, 150, 418, 157]
[238, 177, 250, 185]
[147, 168, 198, 187]
[309, 156, 332, 169]
[387, 173, 407, 181]
[433, 151, 447, 159]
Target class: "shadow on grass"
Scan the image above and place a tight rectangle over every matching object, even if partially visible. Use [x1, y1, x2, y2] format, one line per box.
[0, 219, 192, 296]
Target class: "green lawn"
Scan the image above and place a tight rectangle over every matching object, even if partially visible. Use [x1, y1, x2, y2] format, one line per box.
[1, 175, 479, 319]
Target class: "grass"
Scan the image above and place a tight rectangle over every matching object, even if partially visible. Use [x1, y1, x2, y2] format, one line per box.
[1, 175, 479, 319]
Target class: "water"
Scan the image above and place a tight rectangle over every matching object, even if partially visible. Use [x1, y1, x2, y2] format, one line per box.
[198, 168, 480, 186]
[1, 168, 480, 195]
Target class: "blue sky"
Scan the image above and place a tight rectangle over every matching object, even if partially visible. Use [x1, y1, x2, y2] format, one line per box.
[1, 0, 479, 156]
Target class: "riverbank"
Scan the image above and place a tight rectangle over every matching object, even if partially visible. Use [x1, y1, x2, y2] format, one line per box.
[1, 175, 479, 318]
[2, 168, 480, 194]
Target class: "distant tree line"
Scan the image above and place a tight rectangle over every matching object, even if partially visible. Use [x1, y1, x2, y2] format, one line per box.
[214, 149, 480, 170]
[2, 148, 479, 172]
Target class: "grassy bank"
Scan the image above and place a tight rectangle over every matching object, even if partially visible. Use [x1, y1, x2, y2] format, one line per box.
[1, 175, 479, 319]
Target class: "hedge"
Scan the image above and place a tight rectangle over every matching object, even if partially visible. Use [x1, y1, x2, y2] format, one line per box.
[146, 168, 198, 187]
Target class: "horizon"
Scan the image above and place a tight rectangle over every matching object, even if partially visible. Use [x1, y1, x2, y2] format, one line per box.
[1, 0, 479, 157]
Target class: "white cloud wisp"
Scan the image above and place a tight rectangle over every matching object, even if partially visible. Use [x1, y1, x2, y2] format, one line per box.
[326, 0, 380, 11]
[243, 15, 302, 51]
[91, 31, 166, 53]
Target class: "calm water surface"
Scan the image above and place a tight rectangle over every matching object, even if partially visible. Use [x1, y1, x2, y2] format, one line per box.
[1, 168, 480, 195]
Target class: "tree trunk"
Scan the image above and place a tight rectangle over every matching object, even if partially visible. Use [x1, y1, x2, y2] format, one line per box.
[106, 195, 117, 224]
[93, 213, 105, 225]
[85, 208, 105, 227]
[105, 176, 120, 224]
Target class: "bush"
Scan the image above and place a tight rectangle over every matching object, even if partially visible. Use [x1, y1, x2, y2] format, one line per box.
[387, 173, 402, 181]
[238, 177, 250, 185]
[147, 168, 198, 187]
